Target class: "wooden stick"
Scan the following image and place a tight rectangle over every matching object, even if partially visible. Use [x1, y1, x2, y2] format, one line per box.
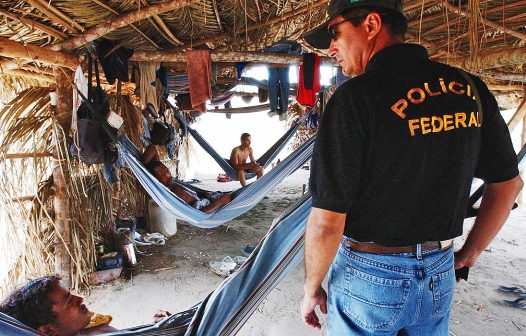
[3, 69, 54, 83]
[54, 0, 199, 51]
[445, 46, 526, 70]
[3, 152, 53, 159]
[26, 0, 79, 34]
[0, 9, 67, 40]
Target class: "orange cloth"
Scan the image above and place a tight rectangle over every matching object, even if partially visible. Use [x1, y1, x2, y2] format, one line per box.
[186, 50, 212, 112]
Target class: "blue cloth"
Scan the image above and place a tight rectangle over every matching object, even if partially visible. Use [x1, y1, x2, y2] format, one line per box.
[235, 62, 249, 80]
[118, 135, 314, 227]
[0, 195, 313, 336]
[328, 237, 454, 335]
[263, 40, 302, 55]
[268, 67, 290, 114]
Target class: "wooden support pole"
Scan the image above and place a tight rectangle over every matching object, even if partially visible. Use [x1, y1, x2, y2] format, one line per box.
[0, 37, 78, 70]
[508, 95, 526, 133]
[3, 152, 53, 159]
[54, 0, 199, 51]
[52, 67, 74, 285]
[520, 110, 526, 204]
[131, 50, 335, 65]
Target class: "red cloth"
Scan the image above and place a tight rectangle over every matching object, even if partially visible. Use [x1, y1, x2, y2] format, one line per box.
[296, 54, 321, 106]
[186, 50, 212, 112]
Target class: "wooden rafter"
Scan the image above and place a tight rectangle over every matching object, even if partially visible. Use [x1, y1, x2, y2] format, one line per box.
[90, 0, 161, 50]
[139, 0, 184, 45]
[26, 0, 81, 34]
[0, 36, 78, 69]
[0, 8, 67, 40]
[440, 1, 526, 41]
[478, 70, 526, 83]
[508, 96, 526, 132]
[54, 0, 198, 51]
[211, 0, 224, 32]
[177, 0, 329, 50]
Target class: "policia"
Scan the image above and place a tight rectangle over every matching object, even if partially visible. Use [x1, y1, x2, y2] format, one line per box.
[300, 0, 523, 334]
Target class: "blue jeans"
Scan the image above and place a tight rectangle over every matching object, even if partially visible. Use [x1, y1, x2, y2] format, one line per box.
[327, 237, 455, 335]
[268, 67, 290, 113]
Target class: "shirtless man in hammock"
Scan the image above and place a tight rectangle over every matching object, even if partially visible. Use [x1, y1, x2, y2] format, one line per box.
[143, 124, 230, 214]
[230, 133, 264, 187]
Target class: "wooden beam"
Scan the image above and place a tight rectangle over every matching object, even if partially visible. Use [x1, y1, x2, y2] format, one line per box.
[177, 0, 329, 50]
[54, 0, 198, 51]
[479, 71, 526, 83]
[488, 84, 525, 92]
[91, 0, 161, 49]
[0, 37, 78, 69]
[4, 69, 54, 82]
[131, 50, 336, 64]
[446, 47, 526, 70]
[139, 0, 184, 45]
[442, 1, 526, 41]
[26, 0, 80, 34]
[0, 9, 67, 40]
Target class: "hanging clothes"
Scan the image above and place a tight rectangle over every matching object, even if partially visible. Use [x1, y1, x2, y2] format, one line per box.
[137, 61, 161, 112]
[297, 53, 321, 107]
[71, 64, 88, 133]
[267, 66, 290, 114]
[186, 50, 212, 112]
[235, 62, 249, 80]
[95, 39, 134, 85]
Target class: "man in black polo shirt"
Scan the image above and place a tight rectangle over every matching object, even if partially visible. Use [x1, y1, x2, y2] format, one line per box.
[300, 0, 523, 334]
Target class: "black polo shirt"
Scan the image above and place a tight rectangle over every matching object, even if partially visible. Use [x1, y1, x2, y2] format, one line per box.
[310, 44, 519, 247]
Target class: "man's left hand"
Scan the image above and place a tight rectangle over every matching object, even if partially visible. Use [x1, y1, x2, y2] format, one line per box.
[301, 286, 327, 329]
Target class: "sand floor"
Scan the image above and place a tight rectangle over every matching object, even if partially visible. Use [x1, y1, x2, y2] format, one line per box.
[86, 169, 526, 335]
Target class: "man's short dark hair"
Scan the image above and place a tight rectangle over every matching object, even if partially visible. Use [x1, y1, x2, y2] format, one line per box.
[0, 276, 61, 329]
[343, 7, 408, 39]
[241, 133, 251, 140]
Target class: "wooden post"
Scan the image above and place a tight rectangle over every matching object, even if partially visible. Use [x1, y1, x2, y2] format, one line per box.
[52, 67, 73, 284]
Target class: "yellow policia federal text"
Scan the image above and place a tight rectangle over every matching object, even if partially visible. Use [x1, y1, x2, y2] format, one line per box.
[390, 78, 481, 136]
[407, 112, 481, 136]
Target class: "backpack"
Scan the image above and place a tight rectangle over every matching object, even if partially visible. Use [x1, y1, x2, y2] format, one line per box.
[70, 54, 112, 164]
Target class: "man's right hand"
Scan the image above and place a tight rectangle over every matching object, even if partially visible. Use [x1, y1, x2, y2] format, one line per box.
[301, 286, 328, 329]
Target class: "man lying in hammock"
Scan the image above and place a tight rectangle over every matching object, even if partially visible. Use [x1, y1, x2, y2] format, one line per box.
[0, 275, 171, 335]
[230, 133, 264, 187]
[143, 124, 231, 213]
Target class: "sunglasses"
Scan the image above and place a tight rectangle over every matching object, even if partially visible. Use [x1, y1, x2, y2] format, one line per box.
[327, 14, 377, 40]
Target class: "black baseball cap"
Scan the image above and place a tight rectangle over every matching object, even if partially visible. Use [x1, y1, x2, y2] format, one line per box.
[303, 0, 404, 49]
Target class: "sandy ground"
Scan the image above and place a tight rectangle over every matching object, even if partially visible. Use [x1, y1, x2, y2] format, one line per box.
[86, 169, 526, 335]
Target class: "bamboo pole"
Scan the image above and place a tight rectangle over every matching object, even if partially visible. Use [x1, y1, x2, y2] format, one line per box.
[54, 0, 199, 51]
[521, 110, 526, 204]
[0, 37, 78, 70]
[52, 67, 74, 285]
[131, 50, 336, 64]
[508, 95, 526, 133]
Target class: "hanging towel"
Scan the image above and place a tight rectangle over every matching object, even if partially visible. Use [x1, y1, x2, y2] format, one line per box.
[71, 64, 88, 133]
[297, 54, 321, 106]
[186, 50, 212, 112]
[137, 61, 161, 112]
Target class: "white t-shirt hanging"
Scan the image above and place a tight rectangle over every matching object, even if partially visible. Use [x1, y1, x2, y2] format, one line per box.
[71, 65, 88, 132]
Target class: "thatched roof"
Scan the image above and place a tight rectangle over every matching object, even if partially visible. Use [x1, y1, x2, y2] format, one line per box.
[0, 0, 524, 90]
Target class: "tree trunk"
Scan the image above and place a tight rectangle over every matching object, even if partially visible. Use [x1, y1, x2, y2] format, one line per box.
[52, 67, 74, 285]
